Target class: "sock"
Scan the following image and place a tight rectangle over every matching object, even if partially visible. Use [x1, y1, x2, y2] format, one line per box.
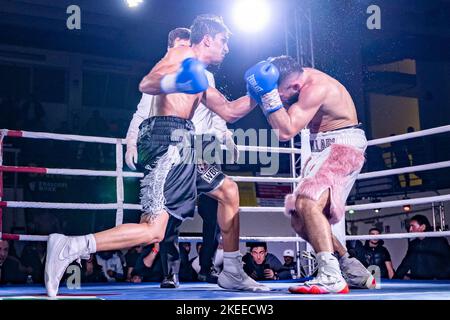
[68, 234, 97, 257]
[85, 234, 97, 254]
[223, 250, 241, 274]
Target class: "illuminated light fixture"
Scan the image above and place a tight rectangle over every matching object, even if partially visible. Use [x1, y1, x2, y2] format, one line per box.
[374, 208, 381, 213]
[232, 0, 270, 33]
[347, 201, 355, 214]
[125, 0, 143, 8]
[402, 196, 411, 212]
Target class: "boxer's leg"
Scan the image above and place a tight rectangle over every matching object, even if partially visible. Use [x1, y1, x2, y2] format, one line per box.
[207, 178, 270, 292]
[289, 190, 349, 294]
[45, 212, 169, 297]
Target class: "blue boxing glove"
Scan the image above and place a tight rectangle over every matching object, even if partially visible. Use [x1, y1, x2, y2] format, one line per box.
[246, 83, 262, 105]
[161, 58, 208, 94]
[245, 61, 283, 116]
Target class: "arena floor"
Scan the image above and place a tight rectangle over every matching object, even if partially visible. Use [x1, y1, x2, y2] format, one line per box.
[1, 279, 449, 300]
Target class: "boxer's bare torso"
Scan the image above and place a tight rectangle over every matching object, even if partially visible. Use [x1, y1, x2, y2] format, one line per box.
[138, 45, 254, 123]
[300, 68, 358, 133]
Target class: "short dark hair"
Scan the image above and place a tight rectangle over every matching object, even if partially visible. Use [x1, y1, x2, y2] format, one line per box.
[167, 27, 191, 48]
[249, 242, 267, 251]
[268, 55, 303, 85]
[369, 227, 381, 234]
[410, 214, 432, 231]
[190, 14, 231, 45]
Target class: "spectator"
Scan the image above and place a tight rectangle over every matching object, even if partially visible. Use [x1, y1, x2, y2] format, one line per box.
[396, 215, 450, 280]
[20, 242, 46, 283]
[132, 243, 163, 283]
[361, 228, 395, 279]
[0, 240, 27, 284]
[191, 242, 203, 276]
[20, 94, 47, 132]
[96, 250, 124, 282]
[81, 254, 108, 283]
[243, 242, 283, 281]
[178, 242, 197, 282]
[278, 249, 297, 280]
[390, 134, 411, 189]
[125, 245, 144, 282]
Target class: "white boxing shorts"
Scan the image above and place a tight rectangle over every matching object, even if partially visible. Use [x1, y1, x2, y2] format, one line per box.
[284, 126, 367, 224]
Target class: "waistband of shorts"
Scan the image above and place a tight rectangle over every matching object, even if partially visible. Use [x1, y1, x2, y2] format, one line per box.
[141, 116, 195, 131]
[139, 116, 195, 144]
[309, 124, 367, 152]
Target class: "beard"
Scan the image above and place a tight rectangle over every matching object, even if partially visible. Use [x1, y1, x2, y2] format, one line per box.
[284, 92, 300, 107]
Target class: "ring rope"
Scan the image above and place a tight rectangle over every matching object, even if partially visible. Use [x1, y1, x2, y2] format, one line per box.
[2, 231, 449, 243]
[3, 124, 450, 154]
[2, 193, 449, 212]
[2, 159, 450, 184]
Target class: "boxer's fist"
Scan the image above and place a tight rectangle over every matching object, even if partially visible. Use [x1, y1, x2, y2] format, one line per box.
[245, 61, 283, 115]
[161, 58, 208, 94]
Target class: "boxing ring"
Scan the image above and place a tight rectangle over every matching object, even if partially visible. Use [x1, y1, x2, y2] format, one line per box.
[1, 126, 450, 300]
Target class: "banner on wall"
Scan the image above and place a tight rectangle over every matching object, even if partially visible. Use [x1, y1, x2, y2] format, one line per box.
[256, 174, 293, 207]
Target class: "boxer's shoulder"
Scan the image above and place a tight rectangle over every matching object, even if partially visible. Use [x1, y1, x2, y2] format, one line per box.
[166, 46, 196, 64]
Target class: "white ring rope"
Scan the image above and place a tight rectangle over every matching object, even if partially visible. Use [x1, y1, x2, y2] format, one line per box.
[367, 125, 450, 146]
[3, 124, 450, 152]
[3, 194, 450, 212]
[356, 160, 450, 180]
[0, 166, 143, 178]
[2, 159, 450, 183]
[2, 231, 449, 243]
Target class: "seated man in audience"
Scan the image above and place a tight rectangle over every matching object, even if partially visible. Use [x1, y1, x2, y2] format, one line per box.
[361, 228, 395, 279]
[132, 243, 163, 283]
[96, 250, 124, 282]
[396, 215, 450, 280]
[243, 242, 283, 281]
[278, 249, 297, 280]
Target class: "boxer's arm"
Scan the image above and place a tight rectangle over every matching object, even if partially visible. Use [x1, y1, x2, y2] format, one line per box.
[202, 87, 257, 123]
[267, 86, 326, 141]
[139, 47, 195, 95]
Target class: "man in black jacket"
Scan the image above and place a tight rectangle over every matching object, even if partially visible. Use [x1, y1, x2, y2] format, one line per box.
[361, 228, 395, 279]
[396, 215, 450, 280]
[0, 240, 27, 284]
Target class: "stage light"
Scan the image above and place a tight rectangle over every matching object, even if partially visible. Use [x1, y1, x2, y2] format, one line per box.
[125, 0, 143, 8]
[232, 0, 270, 33]
[374, 208, 381, 213]
[349, 209, 355, 214]
[402, 196, 411, 212]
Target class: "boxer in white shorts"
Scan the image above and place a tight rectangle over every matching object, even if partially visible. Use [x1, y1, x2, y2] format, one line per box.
[245, 55, 376, 294]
